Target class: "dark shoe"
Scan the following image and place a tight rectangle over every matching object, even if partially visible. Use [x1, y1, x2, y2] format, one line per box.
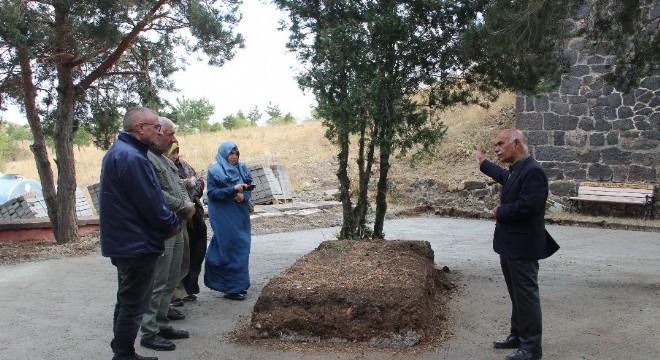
[134, 354, 158, 360]
[240, 289, 248, 295]
[223, 293, 246, 301]
[140, 335, 175, 351]
[183, 294, 197, 302]
[167, 307, 185, 321]
[494, 335, 520, 349]
[170, 298, 184, 307]
[159, 326, 190, 340]
[505, 349, 542, 360]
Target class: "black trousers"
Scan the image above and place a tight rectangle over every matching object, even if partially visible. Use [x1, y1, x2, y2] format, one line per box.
[183, 208, 208, 295]
[111, 254, 158, 360]
[500, 255, 542, 353]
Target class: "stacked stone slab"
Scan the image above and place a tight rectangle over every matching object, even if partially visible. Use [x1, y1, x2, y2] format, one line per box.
[249, 164, 293, 204]
[88, 183, 100, 214]
[514, 3, 659, 217]
[0, 187, 94, 220]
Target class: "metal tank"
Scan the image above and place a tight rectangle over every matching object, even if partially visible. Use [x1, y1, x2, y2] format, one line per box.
[0, 174, 43, 204]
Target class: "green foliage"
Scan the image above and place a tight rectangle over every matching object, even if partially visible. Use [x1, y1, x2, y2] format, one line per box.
[209, 121, 224, 132]
[222, 111, 251, 130]
[6, 124, 32, 142]
[461, 0, 574, 95]
[589, 0, 659, 90]
[87, 102, 122, 150]
[265, 102, 296, 126]
[170, 97, 216, 133]
[73, 127, 93, 149]
[246, 106, 262, 126]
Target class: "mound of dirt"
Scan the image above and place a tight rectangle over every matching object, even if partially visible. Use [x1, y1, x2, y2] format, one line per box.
[245, 239, 454, 347]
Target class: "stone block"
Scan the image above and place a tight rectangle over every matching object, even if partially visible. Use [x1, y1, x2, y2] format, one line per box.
[622, 93, 635, 106]
[526, 131, 549, 145]
[606, 131, 619, 145]
[569, 103, 589, 116]
[612, 119, 634, 130]
[587, 163, 613, 181]
[589, 132, 605, 146]
[550, 101, 569, 115]
[640, 76, 660, 91]
[617, 106, 634, 119]
[560, 76, 581, 95]
[596, 93, 622, 107]
[578, 118, 594, 131]
[601, 147, 631, 165]
[559, 115, 579, 130]
[534, 96, 549, 112]
[570, 65, 590, 77]
[576, 149, 599, 162]
[621, 137, 659, 151]
[549, 181, 577, 197]
[515, 112, 543, 130]
[632, 152, 660, 166]
[462, 180, 486, 191]
[634, 118, 652, 130]
[641, 130, 660, 140]
[626, 165, 657, 183]
[586, 55, 606, 65]
[535, 146, 577, 162]
[553, 131, 565, 146]
[594, 118, 612, 131]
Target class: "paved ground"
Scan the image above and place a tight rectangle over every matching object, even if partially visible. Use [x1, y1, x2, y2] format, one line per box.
[1, 217, 658, 359]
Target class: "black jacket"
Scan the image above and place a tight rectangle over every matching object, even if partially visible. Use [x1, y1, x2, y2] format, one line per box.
[480, 156, 559, 260]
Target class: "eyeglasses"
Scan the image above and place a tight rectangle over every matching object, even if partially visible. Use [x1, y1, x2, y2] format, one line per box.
[140, 122, 162, 130]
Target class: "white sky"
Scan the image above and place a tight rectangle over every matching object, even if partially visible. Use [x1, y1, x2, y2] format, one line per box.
[1, 0, 316, 125]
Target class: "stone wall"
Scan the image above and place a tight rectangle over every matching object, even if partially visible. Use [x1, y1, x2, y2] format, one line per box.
[513, 4, 659, 216]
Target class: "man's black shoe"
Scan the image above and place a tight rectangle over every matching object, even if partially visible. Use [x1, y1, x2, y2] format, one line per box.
[140, 335, 176, 351]
[159, 326, 190, 340]
[183, 294, 197, 302]
[134, 354, 158, 360]
[167, 307, 186, 321]
[170, 298, 184, 307]
[505, 349, 542, 360]
[494, 335, 520, 349]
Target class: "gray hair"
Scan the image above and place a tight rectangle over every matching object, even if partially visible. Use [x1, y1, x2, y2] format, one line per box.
[507, 128, 528, 153]
[158, 116, 175, 130]
[123, 107, 158, 131]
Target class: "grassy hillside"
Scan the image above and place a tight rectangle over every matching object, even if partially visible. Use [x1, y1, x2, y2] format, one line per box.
[3, 94, 515, 197]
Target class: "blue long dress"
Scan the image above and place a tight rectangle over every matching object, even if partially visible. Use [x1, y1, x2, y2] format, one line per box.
[204, 142, 253, 294]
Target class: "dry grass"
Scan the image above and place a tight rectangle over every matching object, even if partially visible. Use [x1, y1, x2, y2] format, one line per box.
[3, 92, 514, 192]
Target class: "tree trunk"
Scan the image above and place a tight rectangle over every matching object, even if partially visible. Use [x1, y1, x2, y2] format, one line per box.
[337, 129, 355, 239]
[50, 7, 78, 243]
[17, 48, 59, 236]
[372, 138, 391, 239]
[352, 119, 376, 239]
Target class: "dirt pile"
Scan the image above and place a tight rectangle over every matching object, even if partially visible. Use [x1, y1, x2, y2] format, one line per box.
[247, 239, 453, 346]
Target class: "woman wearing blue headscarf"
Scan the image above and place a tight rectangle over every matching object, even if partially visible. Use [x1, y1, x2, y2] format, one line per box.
[204, 141, 253, 301]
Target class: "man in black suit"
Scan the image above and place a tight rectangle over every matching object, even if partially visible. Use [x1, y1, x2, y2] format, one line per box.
[475, 128, 559, 360]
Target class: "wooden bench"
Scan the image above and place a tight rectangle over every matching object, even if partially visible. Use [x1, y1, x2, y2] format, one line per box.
[569, 182, 656, 220]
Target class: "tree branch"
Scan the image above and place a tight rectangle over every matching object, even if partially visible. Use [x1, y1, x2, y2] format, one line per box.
[76, 0, 169, 93]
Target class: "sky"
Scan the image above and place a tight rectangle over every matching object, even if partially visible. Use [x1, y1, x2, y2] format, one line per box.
[0, 0, 316, 125]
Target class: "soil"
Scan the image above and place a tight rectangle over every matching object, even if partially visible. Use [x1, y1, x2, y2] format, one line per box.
[245, 239, 454, 347]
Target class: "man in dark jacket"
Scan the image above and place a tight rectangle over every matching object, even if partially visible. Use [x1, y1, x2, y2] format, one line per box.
[100, 106, 180, 360]
[475, 128, 559, 360]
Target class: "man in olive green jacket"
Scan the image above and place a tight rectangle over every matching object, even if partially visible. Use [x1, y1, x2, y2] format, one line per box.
[139, 117, 195, 352]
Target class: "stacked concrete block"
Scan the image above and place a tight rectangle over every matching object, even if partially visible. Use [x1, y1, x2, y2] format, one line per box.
[249, 164, 294, 204]
[0, 196, 38, 220]
[0, 187, 94, 220]
[87, 183, 100, 214]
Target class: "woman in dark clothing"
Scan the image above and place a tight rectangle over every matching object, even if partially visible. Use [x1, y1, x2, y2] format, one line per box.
[167, 143, 207, 301]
